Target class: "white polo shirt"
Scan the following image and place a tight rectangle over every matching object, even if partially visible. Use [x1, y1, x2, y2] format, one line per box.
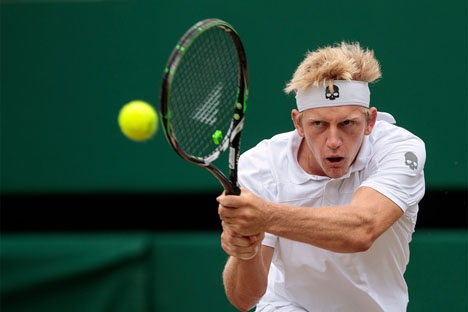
[238, 115, 426, 312]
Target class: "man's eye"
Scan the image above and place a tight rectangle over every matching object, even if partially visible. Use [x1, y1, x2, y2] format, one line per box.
[342, 120, 353, 126]
[313, 121, 322, 126]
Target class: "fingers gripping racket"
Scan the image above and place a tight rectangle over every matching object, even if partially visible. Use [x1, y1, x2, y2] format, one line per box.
[160, 18, 248, 195]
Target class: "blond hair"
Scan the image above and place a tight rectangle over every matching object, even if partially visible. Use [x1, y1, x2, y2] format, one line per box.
[284, 41, 381, 94]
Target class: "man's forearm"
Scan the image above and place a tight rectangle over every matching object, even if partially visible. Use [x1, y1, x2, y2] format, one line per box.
[223, 255, 268, 311]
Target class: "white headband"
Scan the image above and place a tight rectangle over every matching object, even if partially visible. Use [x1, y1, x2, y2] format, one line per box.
[296, 80, 370, 112]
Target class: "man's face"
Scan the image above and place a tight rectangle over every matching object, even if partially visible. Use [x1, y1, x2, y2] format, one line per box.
[293, 106, 376, 178]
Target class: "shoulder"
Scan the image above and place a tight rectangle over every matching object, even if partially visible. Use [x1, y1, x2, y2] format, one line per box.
[238, 130, 298, 199]
[367, 120, 426, 172]
[240, 130, 296, 162]
[370, 120, 426, 155]
[362, 120, 426, 209]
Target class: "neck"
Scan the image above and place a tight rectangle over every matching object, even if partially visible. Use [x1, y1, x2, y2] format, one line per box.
[297, 139, 325, 176]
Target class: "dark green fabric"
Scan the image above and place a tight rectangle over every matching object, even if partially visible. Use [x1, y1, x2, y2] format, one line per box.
[150, 233, 237, 311]
[1, 0, 466, 193]
[1, 233, 152, 312]
[405, 229, 468, 311]
[1, 230, 466, 312]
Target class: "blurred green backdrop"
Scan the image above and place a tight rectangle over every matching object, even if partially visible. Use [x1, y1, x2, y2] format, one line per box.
[1, 230, 467, 312]
[1, 2, 467, 312]
[1, 0, 467, 194]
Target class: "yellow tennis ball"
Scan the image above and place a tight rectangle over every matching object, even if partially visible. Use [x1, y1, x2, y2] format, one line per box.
[118, 100, 158, 141]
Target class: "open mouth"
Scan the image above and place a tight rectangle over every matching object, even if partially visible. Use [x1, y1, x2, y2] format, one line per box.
[327, 157, 344, 163]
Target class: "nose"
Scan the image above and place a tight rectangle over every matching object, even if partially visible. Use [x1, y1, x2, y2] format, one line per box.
[326, 127, 342, 149]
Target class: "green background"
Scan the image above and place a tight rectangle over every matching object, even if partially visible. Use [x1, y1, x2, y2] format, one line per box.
[1, 1, 467, 312]
[1, 0, 467, 194]
[1, 230, 467, 312]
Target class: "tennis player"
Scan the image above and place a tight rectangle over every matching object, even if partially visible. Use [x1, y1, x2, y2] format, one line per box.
[217, 41, 426, 311]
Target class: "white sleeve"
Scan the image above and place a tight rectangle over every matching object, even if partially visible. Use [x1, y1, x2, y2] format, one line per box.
[361, 124, 426, 212]
[238, 140, 279, 248]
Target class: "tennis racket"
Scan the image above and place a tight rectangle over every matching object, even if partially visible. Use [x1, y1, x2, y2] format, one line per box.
[159, 18, 248, 195]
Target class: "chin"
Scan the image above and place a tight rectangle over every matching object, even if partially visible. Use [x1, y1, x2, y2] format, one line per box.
[325, 168, 347, 179]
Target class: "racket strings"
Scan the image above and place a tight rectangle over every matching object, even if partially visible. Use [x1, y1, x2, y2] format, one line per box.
[169, 27, 240, 160]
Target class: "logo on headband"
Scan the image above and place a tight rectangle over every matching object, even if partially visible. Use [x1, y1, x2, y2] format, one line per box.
[325, 85, 339, 100]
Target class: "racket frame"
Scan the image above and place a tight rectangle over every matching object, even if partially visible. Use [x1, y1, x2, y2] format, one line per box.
[160, 18, 248, 195]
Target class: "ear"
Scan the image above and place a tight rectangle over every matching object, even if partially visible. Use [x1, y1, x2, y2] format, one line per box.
[365, 107, 378, 135]
[291, 109, 305, 137]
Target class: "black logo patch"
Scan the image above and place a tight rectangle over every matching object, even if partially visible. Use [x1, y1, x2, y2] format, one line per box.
[325, 85, 339, 100]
